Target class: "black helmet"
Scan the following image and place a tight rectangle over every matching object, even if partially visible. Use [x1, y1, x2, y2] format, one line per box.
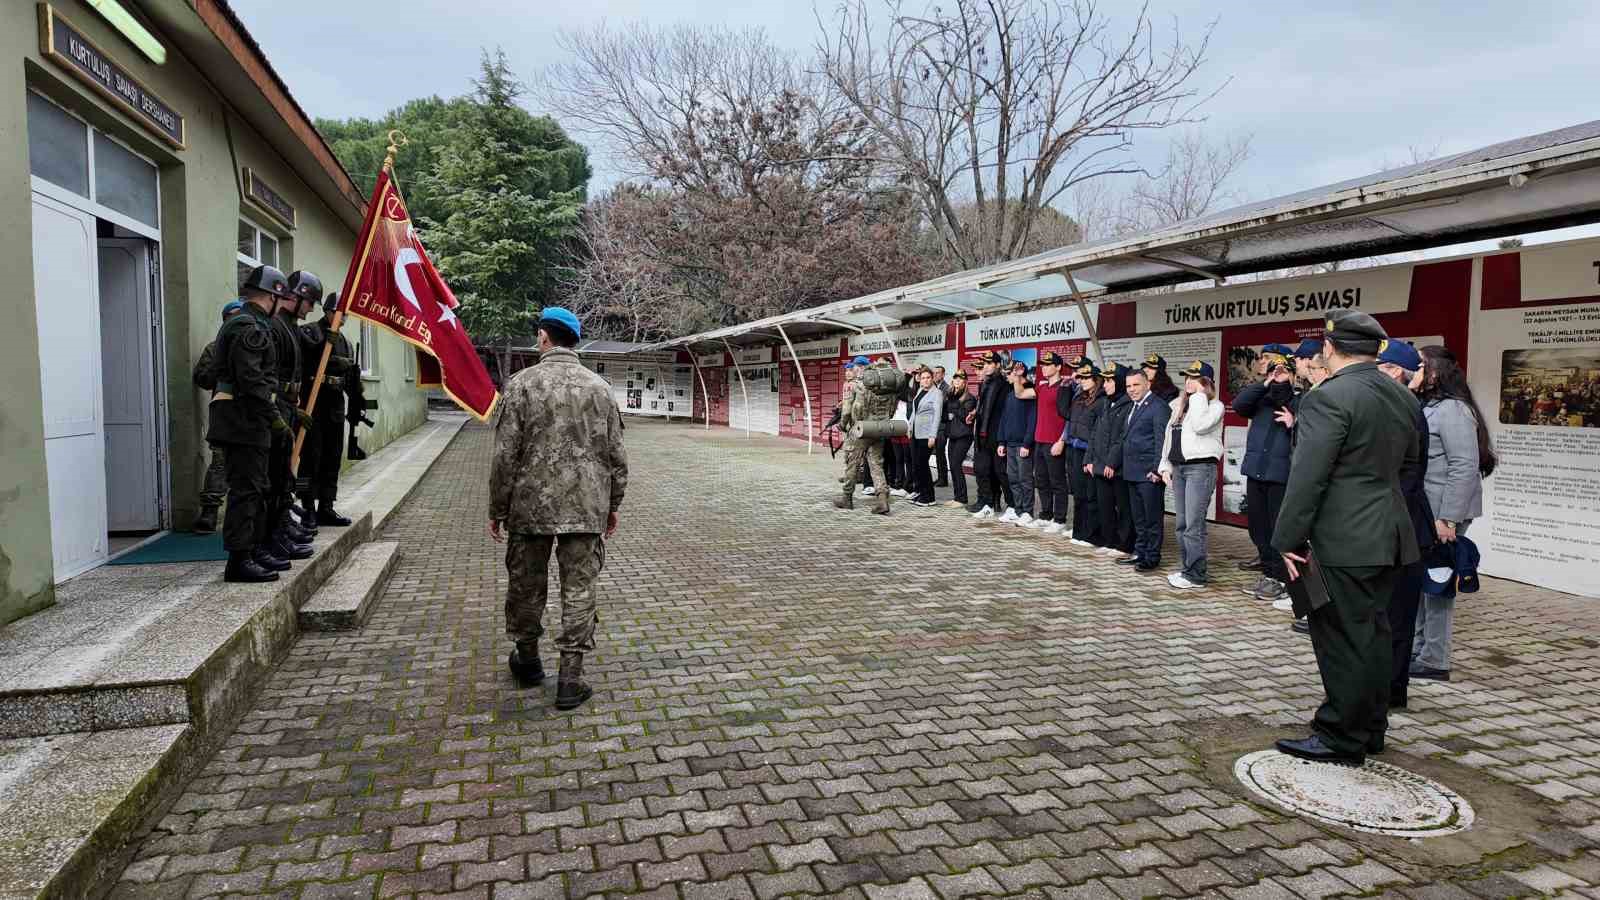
[322, 292, 339, 314]
[286, 270, 323, 305]
[241, 264, 292, 298]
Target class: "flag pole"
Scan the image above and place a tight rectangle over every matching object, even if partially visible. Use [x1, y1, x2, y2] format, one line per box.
[291, 130, 408, 477]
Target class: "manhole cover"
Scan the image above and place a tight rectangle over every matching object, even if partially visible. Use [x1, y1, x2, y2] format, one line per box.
[1234, 750, 1475, 837]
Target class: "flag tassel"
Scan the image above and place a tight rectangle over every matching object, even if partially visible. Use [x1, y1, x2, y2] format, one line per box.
[291, 131, 409, 476]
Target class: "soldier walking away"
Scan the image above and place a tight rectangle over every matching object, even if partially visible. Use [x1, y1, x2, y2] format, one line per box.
[191, 299, 245, 533]
[210, 267, 292, 582]
[830, 356, 869, 506]
[489, 307, 628, 711]
[298, 290, 357, 526]
[836, 358, 898, 515]
[1272, 310, 1421, 765]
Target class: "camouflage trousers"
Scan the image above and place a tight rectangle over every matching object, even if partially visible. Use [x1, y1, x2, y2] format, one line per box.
[841, 438, 888, 506]
[199, 443, 228, 509]
[505, 532, 605, 653]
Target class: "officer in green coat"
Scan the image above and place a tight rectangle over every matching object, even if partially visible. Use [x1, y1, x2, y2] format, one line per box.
[209, 267, 293, 582]
[1272, 309, 1421, 764]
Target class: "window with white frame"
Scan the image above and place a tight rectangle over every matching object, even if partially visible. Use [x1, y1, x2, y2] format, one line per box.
[357, 321, 376, 376]
[236, 217, 280, 290]
[27, 90, 160, 234]
[404, 342, 417, 381]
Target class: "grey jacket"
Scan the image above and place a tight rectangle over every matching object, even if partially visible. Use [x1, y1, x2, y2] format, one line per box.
[1423, 398, 1483, 522]
[910, 386, 944, 440]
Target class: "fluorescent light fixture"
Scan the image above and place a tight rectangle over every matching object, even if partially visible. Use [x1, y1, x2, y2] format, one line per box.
[86, 0, 166, 65]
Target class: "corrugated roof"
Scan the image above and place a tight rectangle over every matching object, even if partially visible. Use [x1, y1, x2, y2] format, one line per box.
[647, 119, 1600, 349]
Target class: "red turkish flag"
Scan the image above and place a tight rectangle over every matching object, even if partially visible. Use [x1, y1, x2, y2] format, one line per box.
[335, 168, 499, 420]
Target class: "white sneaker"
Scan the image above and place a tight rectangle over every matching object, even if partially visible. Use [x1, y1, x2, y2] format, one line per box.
[971, 504, 995, 519]
[1041, 522, 1065, 535]
[1097, 546, 1120, 556]
[863, 486, 876, 496]
[1168, 572, 1200, 590]
[998, 508, 1019, 523]
[1015, 513, 1036, 528]
[1272, 597, 1294, 613]
[891, 488, 911, 498]
[1070, 538, 1092, 547]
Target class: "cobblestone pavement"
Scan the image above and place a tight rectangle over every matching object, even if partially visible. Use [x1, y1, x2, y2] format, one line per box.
[112, 420, 1600, 899]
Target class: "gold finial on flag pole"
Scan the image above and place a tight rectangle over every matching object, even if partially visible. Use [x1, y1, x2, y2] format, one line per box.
[383, 129, 409, 172]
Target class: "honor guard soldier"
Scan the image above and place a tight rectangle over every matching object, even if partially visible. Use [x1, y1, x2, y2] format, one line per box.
[1272, 309, 1422, 764]
[191, 299, 245, 533]
[211, 267, 291, 582]
[489, 307, 629, 711]
[297, 290, 357, 526]
[262, 271, 318, 563]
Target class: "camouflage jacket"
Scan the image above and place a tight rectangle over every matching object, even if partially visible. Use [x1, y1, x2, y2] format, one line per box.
[489, 346, 628, 534]
[847, 364, 900, 423]
[193, 340, 219, 393]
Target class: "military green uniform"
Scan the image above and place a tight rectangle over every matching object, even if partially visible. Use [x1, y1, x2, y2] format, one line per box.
[192, 340, 228, 511]
[1273, 324, 1421, 756]
[297, 315, 357, 507]
[206, 304, 280, 552]
[268, 309, 303, 528]
[840, 364, 897, 510]
[489, 345, 629, 655]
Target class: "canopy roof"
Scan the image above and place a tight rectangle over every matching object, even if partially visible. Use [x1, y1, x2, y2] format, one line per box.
[647, 119, 1600, 349]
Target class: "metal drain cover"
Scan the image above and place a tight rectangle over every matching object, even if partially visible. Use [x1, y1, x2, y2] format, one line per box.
[1234, 750, 1475, 837]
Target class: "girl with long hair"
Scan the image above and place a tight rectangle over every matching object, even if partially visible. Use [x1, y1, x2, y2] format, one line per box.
[1157, 363, 1225, 588]
[1410, 345, 1496, 681]
[1066, 365, 1106, 546]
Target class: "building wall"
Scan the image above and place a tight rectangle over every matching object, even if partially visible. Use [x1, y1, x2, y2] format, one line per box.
[0, 1, 426, 623]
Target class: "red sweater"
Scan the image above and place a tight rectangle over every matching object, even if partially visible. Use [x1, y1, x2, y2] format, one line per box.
[1034, 378, 1067, 443]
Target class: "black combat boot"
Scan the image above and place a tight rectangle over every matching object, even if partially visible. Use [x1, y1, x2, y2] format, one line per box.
[271, 532, 314, 560]
[192, 507, 219, 534]
[252, 547, 291, 573]
[317, 501, 353, 527]
[554, 652, 593, 711]
[290, 504, 319, 533]
[508, 641, 544, 686]
[283, 520, 315, 543]
[225, 550, 278, 583]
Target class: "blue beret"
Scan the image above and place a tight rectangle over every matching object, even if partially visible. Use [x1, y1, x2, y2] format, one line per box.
[1294, 338, 1323, 359]
[539, 307, 582, 340]
[1377, 339, 1422, 371]
[849, 355, 871, 368]
[1262, 342, 1295, 357]
[221, 299, 245, 320]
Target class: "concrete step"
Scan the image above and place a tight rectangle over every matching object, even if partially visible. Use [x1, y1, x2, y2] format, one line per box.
[0, 515, 372, 740]
[298, 541, 400, 631]
[0, 725, 192, 899]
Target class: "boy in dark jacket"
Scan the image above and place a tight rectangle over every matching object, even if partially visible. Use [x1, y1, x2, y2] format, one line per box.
[1067, 362, 1104, 546]
[969, 352, 1013, 517]
[941, 371, 978, 508]
[1089, 364, 1135, 554]
[1232, 345, 1296, 600]
[996, 361, 1039, 524]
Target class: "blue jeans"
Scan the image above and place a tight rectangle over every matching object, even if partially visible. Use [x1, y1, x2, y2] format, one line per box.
[1128, 478, 1165, 565]
[1004, 443, 1034, 516]
[1172, 461, 1217, 582]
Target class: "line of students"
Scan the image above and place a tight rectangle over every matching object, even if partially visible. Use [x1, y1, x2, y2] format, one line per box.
[950, 350, 1224, 583]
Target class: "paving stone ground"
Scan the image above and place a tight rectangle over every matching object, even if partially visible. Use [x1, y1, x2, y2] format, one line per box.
[111, 419, 1600, 899]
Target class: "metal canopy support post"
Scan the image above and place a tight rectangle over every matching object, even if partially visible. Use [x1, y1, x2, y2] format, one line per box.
[1063, 270, 1104, 365]
[688, 348, 711, 431]
[872, 306, 903, 369]
[774, 323, 814, 454]
[721, 338, 751, 438]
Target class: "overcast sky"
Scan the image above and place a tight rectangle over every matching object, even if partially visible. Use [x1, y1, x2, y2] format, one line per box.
[237, 0, 1600, 254]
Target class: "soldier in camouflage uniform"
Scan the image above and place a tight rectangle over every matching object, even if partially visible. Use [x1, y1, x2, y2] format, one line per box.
[489, 307, 629, 711]
[835, 359, 897, 515]
[210, 267, 292, 582]
[191, 299, 245, 533]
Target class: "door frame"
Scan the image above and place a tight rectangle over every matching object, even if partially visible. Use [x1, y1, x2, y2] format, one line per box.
[98, 237, 169, 532]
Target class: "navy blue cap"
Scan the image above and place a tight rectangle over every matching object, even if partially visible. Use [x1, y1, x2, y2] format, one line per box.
[1377, 339, 1422, 371]
[1179, 359, 1214, 379]
[539, 306, 582, 340]
[1294, 338, 1323, 359]
[1262, 342, 1295, 357]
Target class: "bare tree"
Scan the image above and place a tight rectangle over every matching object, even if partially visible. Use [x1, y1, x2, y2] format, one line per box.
[819, 0, 1219, 269]
[1123, 130, 1251, 230]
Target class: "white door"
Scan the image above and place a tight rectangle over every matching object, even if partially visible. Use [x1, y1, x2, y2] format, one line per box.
[31, 193, 108, 580]
[99, 239, 161, 531]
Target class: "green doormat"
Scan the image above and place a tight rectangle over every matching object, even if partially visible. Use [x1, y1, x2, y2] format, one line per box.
[106, 532, 229, 565]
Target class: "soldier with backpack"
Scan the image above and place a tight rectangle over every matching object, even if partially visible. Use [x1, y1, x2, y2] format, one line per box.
[834, 358, 902, 515]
